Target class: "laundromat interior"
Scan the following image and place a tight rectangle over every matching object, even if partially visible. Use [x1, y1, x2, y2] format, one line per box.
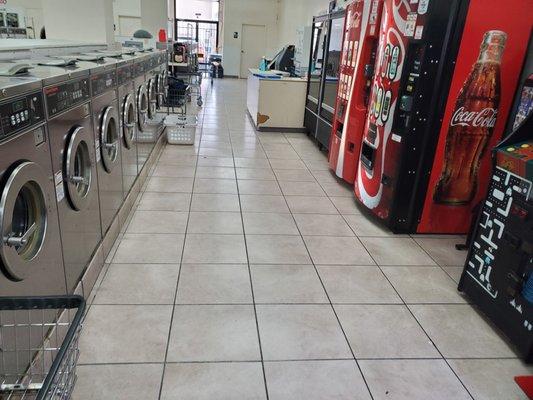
[0, 0, 532, 399]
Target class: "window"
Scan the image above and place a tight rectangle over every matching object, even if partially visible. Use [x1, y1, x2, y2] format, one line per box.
[175, 1, 220, 64]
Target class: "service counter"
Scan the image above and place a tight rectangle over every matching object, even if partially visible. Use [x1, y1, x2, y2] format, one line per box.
[246, 68, 307, 132]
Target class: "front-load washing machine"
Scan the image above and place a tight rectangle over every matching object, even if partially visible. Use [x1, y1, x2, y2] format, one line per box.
[145, 52, 164, 125]
[154, 50, 168, 110]
[0, 76, 70, 385]
[12, 57, 105, 294]
[85, 57, 124, 236]
[0, 76, 67, 296]
[44, 74, 103, 293]
[133, 53, 153, 174]
[115, 53, 138, 196]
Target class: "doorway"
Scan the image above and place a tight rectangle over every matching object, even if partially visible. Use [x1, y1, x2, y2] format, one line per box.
[240, 24, 266, 78]
[176, 19, 219, 68]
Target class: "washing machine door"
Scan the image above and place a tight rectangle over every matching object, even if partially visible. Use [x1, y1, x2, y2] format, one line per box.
[0, 162, 49, 281]
[137, 84, 149, 132]
[65, 126, 94, 211]
[147, 77, 157, 119]
[157, 71, 167, 108]
[99, 106, 119, 173]
[122, 93, 136, 149]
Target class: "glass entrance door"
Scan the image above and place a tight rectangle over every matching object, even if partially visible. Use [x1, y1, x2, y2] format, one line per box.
[176, 19, 219, 70]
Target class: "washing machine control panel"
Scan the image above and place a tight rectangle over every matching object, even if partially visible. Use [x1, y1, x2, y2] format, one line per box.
[0, 91, 45, 141]
[117, 64, 133, 85]
[133, 60, 146, 77]
[44, 78, 90, 118]
[91, 70, 117, 97]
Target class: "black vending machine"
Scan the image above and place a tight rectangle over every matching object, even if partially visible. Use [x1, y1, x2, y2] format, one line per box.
[459, 65, 533, 361]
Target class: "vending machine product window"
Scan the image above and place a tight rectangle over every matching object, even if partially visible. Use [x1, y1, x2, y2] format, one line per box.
[320, 15, 346, 124]
[307, 20, 327, 113]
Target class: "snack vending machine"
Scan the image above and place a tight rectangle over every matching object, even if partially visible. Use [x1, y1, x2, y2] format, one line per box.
[354, 0, 533, 234]
[328, 0, 383, 184]
[459, 101, 533, 361]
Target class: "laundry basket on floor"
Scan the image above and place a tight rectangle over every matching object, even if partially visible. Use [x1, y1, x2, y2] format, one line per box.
[0, 296, 85, 400]
[165, 114, 197, 145]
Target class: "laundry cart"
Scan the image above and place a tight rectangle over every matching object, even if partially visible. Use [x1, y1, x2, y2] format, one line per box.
[0, 296, 85, 400]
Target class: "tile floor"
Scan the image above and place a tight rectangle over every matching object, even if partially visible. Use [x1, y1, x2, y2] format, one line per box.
[73, 79, 532, 400]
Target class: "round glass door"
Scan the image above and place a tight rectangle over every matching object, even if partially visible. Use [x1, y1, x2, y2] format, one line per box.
[147, 78, 157, 119]
[65, 126, 93, 211]
[137, 85, 148, 131]
[100, 106, 119, 173]
[157, 71, 167, 108]
[0, 162, 48, 281]
[122, 94, 136, 149]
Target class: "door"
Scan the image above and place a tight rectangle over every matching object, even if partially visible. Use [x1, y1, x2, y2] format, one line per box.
[99, 106, 119, 173]
[0, 161, 49, 281]
[122, 94, 136, 149]
[240, 24, 266, 78]
[64, 126, 94, 211]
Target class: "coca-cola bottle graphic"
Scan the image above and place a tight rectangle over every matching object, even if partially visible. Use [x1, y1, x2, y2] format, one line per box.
[434, 30, 507, 205]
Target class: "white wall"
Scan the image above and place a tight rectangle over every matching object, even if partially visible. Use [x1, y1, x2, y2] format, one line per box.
[113, 0, 141, 40]
[221, 0, 279, 77]
[42, 0, 114, 44]
[176, 0, 218, 20]
[277, 0, 352, 48]
[1, 0, 44, 38]
[141, 0, 167, 38]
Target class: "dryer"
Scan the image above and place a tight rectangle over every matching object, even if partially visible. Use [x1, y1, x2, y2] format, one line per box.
[0, 76, 67, 296]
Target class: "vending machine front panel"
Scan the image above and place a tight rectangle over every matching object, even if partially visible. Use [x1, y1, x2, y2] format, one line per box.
[417, 0, 533, 233]
[328, 0, 383, 184]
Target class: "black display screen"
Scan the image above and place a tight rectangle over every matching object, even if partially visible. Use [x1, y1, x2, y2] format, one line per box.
[12, 99, 24, 113]
[44, 78, 90, 118]
[91, 70, 117, 96]
[117, 65, 133, 85]
[0, 91, 45, 141]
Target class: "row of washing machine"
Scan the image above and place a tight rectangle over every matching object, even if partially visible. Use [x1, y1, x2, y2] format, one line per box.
[0, 47, 168, 300]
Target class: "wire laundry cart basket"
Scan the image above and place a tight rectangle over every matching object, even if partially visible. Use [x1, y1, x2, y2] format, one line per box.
[0, 296, 85, 400]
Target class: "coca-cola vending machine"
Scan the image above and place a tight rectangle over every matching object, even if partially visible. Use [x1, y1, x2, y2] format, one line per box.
[354, 0, 533, 233]
[328, 0, 383, 184]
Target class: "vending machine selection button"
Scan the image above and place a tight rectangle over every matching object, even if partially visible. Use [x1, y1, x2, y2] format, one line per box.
[399, 95, 413, 112]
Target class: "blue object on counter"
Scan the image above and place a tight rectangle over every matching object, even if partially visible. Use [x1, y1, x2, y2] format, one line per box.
[259, 58, 268, 71]
[522, 273, 533, 304]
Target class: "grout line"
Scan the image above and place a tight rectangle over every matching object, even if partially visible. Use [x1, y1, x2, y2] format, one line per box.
[230, 111, 271, 400]
[156, 83, 207, 400]
[259, 131, 376, 400]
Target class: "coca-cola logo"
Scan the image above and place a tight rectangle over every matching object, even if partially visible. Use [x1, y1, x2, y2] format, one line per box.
[450, 107, 498, 128]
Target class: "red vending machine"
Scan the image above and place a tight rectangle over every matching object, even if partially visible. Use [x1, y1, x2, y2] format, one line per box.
[354, 0, 533, 233]
[328, 0, 383, 184]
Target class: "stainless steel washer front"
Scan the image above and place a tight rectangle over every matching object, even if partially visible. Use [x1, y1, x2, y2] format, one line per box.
[0, 77, 67, 296]
[92, 89, 124, 234]
[46, 93, 102, 293]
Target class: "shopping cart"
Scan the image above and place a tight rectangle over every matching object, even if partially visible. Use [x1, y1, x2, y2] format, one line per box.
[0, 296, 85, 400]
[173, 71, 203, 107]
